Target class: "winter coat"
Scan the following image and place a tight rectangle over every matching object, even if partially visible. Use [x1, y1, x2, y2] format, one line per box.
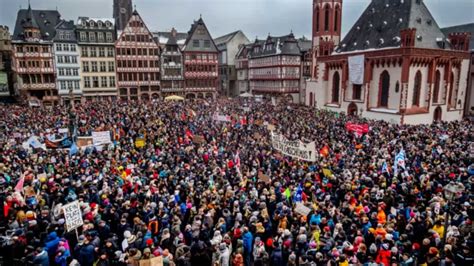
[78, 243, 95, 266]
[270, 247, 284, 266]
[44, 231, 60, 257]
[33, 250, 50, 266]
[242, 232, 253, 253]
[376, 249, 391, 266]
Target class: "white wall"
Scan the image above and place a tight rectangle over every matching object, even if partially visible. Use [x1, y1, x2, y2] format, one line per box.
[368, 65, 402, 110]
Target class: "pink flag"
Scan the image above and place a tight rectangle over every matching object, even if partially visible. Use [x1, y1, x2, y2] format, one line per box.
[14, 174, 25, 193]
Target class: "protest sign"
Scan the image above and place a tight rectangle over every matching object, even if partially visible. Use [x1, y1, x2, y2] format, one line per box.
[92, 131, 111, 145]
[62, 201, 84, 232]
[295, 203, 311, 216]
[212, 114, 231, 122]
[253, 132, 262, 140]
[193, 135, 206, 144]
[267, 124, 276, 131]
[271, 133, 316, 162]
[258, 172, 271, 184]
[58, 128, 69, 134]
[135, 138, 146, 148]
[76, 137, 93, 148]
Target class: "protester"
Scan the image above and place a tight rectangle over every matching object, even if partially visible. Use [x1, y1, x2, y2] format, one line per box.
[0, 98, 472, 266]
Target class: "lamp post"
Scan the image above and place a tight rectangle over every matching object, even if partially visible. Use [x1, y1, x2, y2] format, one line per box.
[440, 182, 465, 264]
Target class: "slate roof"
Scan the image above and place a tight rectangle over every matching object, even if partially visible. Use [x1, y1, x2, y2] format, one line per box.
[153, 31, 188, 46]
[441, 23, 474, 51]
[53, 20, 77, 42]
[236, 43, 253, 59]
[248, 33, 301, 58]
[298, 38, 312, 53]
[182, 17, 218, 52]
[13, 6, 61, 41]
[338, 0, 450, 53]
[214, 30, 241, 46]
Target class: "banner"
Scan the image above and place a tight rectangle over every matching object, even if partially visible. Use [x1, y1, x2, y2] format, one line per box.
[92, 131, 111, 145]
[345, 122, 369, 136]
[348, 55, 365, 85]
[212, 114, 231, 122]
[271, 133, 316, 162]
[58, 128, 69, 134]
[76, 137, 93, 148]
[62, 201, 83, 232]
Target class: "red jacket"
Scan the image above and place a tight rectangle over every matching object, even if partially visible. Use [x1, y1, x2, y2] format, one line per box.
[376, 249, 391, 266]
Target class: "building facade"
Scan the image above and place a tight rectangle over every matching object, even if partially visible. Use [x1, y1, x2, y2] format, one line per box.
[182, 17, 219, 99]
[113, 0, 133, 32]
[53, 20, 82, 104]
[306, 0, 471, 124]
[76, 17, 117, 101]
[235, 44, 252, 95]
[115, 10, 160, 101]
[441, 23, 474, 117]
[214, 30, 250, 97]
[11, 5, 60, 105]
[157, 28, 187, 97]
[248, 33, 302, 103]
[0, 25, 13, 97]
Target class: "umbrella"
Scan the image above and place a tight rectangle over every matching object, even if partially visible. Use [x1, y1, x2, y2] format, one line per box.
[165, 95, 185, 101]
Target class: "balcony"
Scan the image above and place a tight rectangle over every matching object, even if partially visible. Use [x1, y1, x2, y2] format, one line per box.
[15, 52, 53, 58]
[184, 59, 218, 65]
[117, 67, 160, 72]
[184, 72, 218, 78]
[251, 87, 299, 93]
[162, 62, 182, 68]
[15, 67, 55, 74]
[161, 75, 183, 80]
[117, 80, 160, 86]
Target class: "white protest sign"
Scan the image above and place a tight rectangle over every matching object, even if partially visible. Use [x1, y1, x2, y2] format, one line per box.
[271, 133, 316, 162]
[58, 128, 69, 134]
[212, 114, 231, 122]
[295, 203, 311, 216]
[92, 131, 112, 145]
[62, 201, 83, 232]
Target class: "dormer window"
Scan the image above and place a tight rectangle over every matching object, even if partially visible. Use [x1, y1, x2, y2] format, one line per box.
[98, 21, 102, 28]
[82, 21, 86, 27]
[89, 21, 95, 27]
[105, 21, 111, 27]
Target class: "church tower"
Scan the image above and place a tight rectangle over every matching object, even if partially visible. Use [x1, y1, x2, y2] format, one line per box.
[312, 0, 342, 78]
[113, 0, 133, 31]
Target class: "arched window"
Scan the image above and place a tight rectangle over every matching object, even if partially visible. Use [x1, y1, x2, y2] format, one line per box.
[448, 71, 455, 106]
[332, 72, 340, 103]
[412, 71, 422, 106]
[324, 5, 330, 31]
[334, 6, 340, 31]
[309, 92, 314, 106]
[432, 70, 441, 103]
[379, 71, 390, 107]
[315, 7, 320, 33]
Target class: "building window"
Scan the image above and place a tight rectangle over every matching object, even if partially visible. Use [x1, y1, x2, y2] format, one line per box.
[65, 32, 71, 40]
[56, 43, 62, 51]
[353, 84, 362, 100]
[84, 77, 91, 88]
[107, 47, 114, 57]
[106, 32, 113, 42]
[108, 62, 115, 72]
[334, 6, 340, 31]
[67, 80, 73, 90]
[92, 76, 99, 87]
[72, 56, 77, 64]
[83, 62, 89, 72]
[204, 40, 211, 48]
[109, 76, 115, 87]
[101, 76, 107, 87]
[59, 68, 65, 76]
[91, 61, 98, 72]
[44, 61, 51, 68]
[74, 81, 80, 89]
[331, 71, 340, 103]
[99, 47, 105, 57]
[73, 69, 79, 76]
[433, 70, 441, 103]
[66, 69, 72, 76]
[89, 32, 96, 42]
[90, 47, 97, 57]
[64, 56, 71, 63]
[193, 40, 200, 47]
[98, 32, 104, 42]
[58, 56, 64, 63]
[379, 70, 390, 107]
[448, 71, 455, 107]
[100, 62, 106, 72]
[71, 44, 76, 52]
[64, 44, 70, 52]
[60, 80, 66, 90]
[81, 48, 88, 57]
[80, 32, 86, 42]
[315, 7, 320, 33]
[412, 70, 422, 106]
[324, 5, 330, 31]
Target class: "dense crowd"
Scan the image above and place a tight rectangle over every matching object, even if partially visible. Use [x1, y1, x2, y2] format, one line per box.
[0, 98, 472, 266]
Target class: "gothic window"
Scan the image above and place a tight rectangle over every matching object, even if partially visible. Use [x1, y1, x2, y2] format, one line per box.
[324, 5, 330, 31]
[433, 70, 441, 103]
[353, 84, 362, 100]
[315, 6, 320, 33]
[331, 71, 340, 103]
[379, 71, 390, 107]
[448, 71, 455, 107]
[412, 71, 422, 106]
[335, 6, 340, 31]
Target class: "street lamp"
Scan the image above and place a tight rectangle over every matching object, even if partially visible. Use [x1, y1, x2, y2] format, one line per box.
[440, 182, 465, 263]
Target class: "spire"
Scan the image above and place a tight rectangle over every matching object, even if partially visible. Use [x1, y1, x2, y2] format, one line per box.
[24, 0, 39, 29]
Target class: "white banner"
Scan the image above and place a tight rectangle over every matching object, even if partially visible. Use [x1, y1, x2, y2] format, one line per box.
[91, 131, 111, 145]
[62, 201, 83, 232]
[58, 128, 69, 134]
[348, 55, 365, 85]
[212, 114, 231, 122]
[295, 203, 311, 216]
[271, 133, 316, 162]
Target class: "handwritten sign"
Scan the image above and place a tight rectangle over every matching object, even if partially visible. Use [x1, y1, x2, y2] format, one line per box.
[271, 133, 316, 162]
[62, 201, 83, 232]
[92, 131, 111, 145]
[193, 135, 206, 144]
[295, 203, 311, 216]
[76, 137, 93, 148]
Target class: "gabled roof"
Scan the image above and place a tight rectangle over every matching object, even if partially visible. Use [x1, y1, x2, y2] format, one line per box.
[53, 20, 77, 42]
[214, 30, 242, 46]
[182, 17, 218, 52]
[116, 10, 158, 47]
[153, 31, 188, 46]
[13, 7, 61, 41]
[338, 0, 450, 53]
[441, 23, 474, 51]
[298, 37, 312, 53]
[248, 33, 301, 58]
[236, 43, 253, 59]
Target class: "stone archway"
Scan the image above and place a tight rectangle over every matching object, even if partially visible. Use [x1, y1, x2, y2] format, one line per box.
[205, 93, 213, 99]
[347, 102, 358, 116]
[197, 93, 204, 99]
[186, 93, 196, 99]
[433, 106, 442, 122]
[141, 93, 150, 101]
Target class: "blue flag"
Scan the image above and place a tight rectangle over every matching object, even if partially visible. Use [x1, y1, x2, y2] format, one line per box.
[69, 142, 78, 156]
[294, 184, 303, 202]
[381, 161, 389, 174]
[394, 149, 406, 176]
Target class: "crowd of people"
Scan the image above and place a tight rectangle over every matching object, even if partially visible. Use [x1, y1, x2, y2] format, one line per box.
[0, 98, 472, 266]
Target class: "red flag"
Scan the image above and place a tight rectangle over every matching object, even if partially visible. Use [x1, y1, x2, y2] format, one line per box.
[240, 116, 247, 125]
[181, 113, 187, 121]
[234, 151, 241, 171]
[320, 145, 330, 157]
[185, 129, 194, 138]
[346, 122, 369, 136]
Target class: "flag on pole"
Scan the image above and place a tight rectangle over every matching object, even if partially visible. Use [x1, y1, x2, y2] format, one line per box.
[381, 161, 389, 174]
[394, 149, 406, 176]
[69, 142, 78, 156]
[15, 173, 25, 193]
[284, 187, 291, 199]
[294, 184, 303, 203]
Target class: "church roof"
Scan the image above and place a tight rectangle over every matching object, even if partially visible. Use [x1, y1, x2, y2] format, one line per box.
[338, 0, 450, 53]
[13, 7, 61, 41]
[441, 23, 474, 51]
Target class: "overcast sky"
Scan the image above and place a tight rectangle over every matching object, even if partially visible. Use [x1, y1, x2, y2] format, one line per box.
[1, 0, 473, 40]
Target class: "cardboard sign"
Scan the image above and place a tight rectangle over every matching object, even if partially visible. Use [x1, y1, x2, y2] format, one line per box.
[135, 138, 146, 148]
[91, 131, 111, 145]
[193, 135, 206, 144]
[76, 137, 93, 148]
[62, 201, 84, 232]
[271, 133, 317, 162]
[258, 172, 271, 184]
[295, 203, 311, 216]
[140, 257, 163, 266]
[267, 124, 276, 131]
[253, 132, 262, 140]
